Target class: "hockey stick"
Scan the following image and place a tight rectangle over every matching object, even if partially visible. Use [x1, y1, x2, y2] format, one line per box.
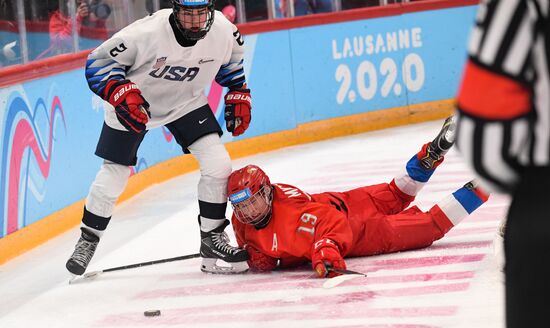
[69, 252, 200, 284]
[330, 268, 367, 276]
[323, 268, 367, 289]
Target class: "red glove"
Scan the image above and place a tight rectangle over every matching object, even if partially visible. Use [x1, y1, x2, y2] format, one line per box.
[244, 244, 278, 272]
[104, 79, 151, 133]
[224, 86, 251, 136]
[311, 238, 346, 278]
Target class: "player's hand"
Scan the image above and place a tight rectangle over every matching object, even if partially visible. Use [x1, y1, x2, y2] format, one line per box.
[244, 244, 278, 271]
[311, 238, 346, 278]
[224, 86, 251, 136]
[104, 79, 151, 133]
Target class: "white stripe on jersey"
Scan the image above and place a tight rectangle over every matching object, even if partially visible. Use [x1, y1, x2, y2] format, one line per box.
[502, 9, 534, 74]
[468, 3, 489, 54]
[481, 123, 520, 185]
[510, 118, 531, 166]
[509, 118, 530, 164]
[468, 25, 484, 55]
[480, 0, 520, 65]
[533, 36, 550, 165]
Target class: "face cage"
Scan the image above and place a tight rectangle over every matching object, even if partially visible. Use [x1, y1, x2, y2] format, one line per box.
[172, 3, 215, 41]
[231, 184, 273, 226]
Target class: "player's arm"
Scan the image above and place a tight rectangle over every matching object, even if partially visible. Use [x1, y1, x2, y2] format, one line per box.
[217, 25, 251, 136]
[85, 37, 150, 133]
[455, 0, 538, 193]
[295, 206, 353, 278]
[215, 25, 246, 89]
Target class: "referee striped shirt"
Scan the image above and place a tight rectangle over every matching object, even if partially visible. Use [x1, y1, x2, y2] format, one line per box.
[455, 0, 549, 194]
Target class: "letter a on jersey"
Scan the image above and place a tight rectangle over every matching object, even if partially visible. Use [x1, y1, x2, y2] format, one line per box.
[272, 233, 278, 252]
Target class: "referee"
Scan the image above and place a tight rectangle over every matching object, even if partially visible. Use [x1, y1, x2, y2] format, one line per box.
[455, 0, 549, 326]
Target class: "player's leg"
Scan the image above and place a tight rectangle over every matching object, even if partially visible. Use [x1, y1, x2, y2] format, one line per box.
[434, 180, 489, 230]
[66, 123, 144, 275]
[188, 133, 248, 273]
[353, 180, 488, 256]
[167, 104, 247, 273]
[505, 168, 550, 327]
[356, 116, 457, 215]
[392, 116, 456, 200]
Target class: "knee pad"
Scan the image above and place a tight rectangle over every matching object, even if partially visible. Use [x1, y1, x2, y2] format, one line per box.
[188, 134, 232, 203]
[86, 161, 131, 218]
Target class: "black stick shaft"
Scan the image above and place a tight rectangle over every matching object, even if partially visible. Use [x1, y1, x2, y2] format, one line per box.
[102, 253, 201, 273]
[329, 267, 367, 276]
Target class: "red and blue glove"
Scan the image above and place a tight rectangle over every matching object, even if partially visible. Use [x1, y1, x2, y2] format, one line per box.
[224, 86, 251, 136]
[312, 238, 346, 278]
[244, 244, 278, 272]
[104, 79, 150, 133]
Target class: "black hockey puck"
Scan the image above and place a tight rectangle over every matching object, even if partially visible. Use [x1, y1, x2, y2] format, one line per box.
[144, 310, 161, 317]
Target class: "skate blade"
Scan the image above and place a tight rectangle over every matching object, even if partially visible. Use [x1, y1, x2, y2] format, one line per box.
[323, 274, 365, 289]
[200, 258, 249, 274]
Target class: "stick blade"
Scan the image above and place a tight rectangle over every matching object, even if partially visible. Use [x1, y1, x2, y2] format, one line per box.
[68, 270, 102, 284]
[323, 273, 365, 289]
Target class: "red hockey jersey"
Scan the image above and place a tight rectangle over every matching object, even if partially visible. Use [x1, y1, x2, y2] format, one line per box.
[231, 183, 353, 268]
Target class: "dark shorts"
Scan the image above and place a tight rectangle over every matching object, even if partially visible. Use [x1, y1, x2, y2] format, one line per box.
[95, 104, 223, 166]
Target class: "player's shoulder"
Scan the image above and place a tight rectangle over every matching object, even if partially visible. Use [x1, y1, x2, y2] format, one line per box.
[116, 9, 171, 37]
[211, 10, 237, 34]
[273, 183, 312, 203]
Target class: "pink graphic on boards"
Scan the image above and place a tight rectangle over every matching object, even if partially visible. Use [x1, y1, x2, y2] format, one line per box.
[1, 95, 65, 236]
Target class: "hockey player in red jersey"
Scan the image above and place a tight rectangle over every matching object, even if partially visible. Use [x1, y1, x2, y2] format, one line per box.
[228, 117, 490, 277]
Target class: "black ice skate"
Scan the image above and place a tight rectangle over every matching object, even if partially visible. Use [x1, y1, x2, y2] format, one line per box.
[463, 179, 479, 191]
[66, 227, 99, 276]
[420, 116, 456, 170]
[200, 219, 249, 274]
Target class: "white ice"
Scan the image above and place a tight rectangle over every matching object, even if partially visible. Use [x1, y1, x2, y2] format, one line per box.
[0, 120, 508, 327]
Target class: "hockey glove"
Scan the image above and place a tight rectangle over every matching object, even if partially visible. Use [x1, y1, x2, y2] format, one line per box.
[311, 238, 346, 278]
[104, 79, 151, 134]
[224, 86, 251, 136]
[244, 244, 278, 271]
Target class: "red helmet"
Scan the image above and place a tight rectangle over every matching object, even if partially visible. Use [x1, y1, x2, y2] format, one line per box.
[228, 165, 273, 228]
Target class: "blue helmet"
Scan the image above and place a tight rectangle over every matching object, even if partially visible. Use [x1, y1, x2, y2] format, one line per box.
[172, 0, 215, 41]
[175, 0, 210, 6]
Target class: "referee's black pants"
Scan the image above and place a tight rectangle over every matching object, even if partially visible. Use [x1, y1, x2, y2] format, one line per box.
[505, 167, 550, 327]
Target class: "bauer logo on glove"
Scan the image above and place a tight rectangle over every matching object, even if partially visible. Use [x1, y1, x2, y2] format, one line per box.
[224, 86, 251, 137]
[104, 79, 151, 134]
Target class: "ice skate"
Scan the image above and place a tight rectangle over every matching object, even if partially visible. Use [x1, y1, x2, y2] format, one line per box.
[419, 116, 456, 170]
[66, 227, 99, 276]
[200, 220, 249, 274]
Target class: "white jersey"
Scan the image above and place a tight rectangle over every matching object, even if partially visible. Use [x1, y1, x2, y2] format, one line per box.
[85, 9, 246, 129]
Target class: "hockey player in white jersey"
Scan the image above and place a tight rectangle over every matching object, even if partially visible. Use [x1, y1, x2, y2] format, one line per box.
[66, 0, 250, 276]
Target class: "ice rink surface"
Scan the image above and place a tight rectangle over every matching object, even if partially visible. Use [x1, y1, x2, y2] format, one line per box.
[0, 120, 508, 327]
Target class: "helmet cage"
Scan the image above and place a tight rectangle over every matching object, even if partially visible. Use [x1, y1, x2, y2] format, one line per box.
[172, 0, 215, 41]
[229, 184, 273, 226]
